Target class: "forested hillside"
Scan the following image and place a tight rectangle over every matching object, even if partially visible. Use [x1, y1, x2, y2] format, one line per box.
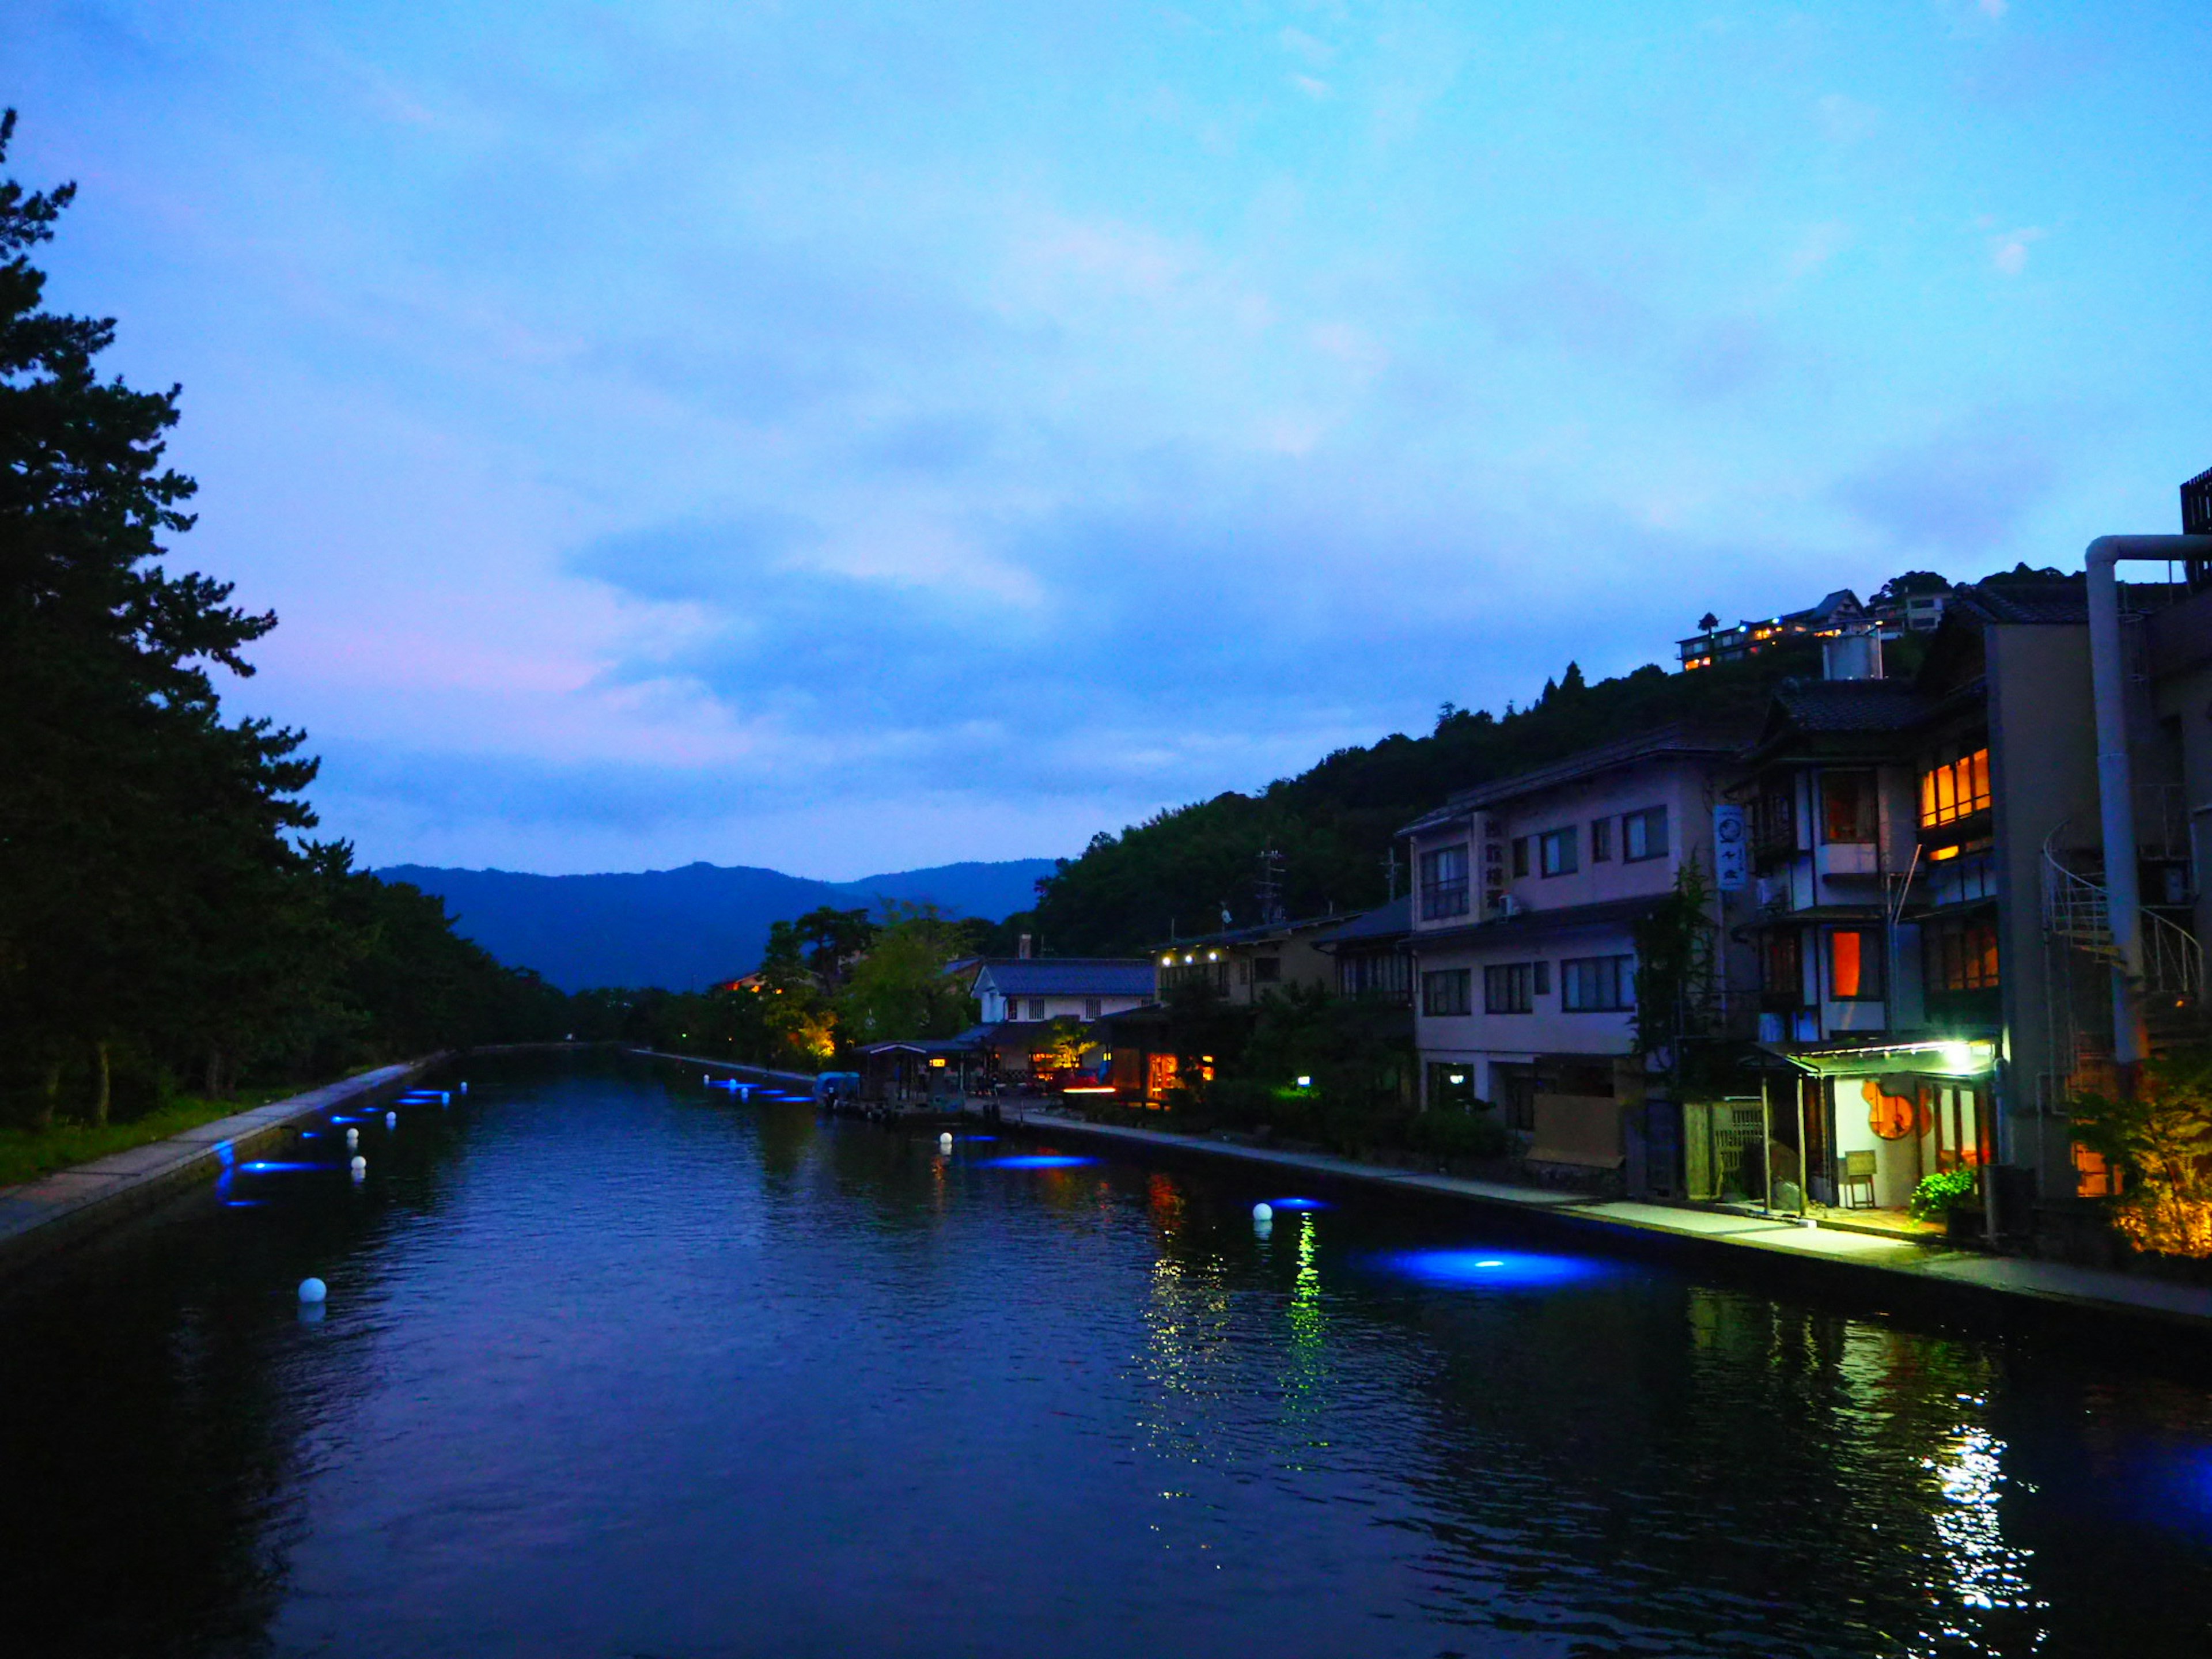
[1030, 650, 1826, 955]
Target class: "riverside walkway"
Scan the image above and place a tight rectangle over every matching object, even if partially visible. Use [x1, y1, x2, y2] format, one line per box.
[0, 1060, 433, 1272]
[1015, 1108, 2212, 1338]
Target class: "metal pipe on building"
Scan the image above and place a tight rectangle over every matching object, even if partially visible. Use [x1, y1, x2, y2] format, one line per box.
[2084, 534, 2212, 1070]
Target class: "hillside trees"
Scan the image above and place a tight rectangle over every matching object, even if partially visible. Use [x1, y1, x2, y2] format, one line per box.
[1031, 647, 1817, 955]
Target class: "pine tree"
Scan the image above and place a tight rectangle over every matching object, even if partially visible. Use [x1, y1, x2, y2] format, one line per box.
[0, 110, 318, 1113]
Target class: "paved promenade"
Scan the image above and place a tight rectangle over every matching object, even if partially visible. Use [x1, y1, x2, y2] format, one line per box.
[1018, 1109, 2212, 1336]
[0, 1060, 433, 1274]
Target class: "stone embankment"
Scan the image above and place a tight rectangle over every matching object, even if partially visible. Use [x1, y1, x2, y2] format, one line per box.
[1016, 1109, 2212, 1343]
[0, 1059, 437, 1274]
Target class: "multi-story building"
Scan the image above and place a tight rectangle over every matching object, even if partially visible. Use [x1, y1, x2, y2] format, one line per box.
[1758, 574, 2207, 1231]
[1400, 723, 1752, 1179]
[1677, 589, 1866, 671]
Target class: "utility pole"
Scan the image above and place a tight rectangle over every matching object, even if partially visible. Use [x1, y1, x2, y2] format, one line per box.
[1255, 846, 1286, 926]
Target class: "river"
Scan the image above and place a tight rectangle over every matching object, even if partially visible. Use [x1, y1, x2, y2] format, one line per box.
[3, 1052, 2209, 1657]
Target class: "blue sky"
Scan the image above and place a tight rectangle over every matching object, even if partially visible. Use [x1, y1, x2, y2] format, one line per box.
[10, 1, 2211, 877]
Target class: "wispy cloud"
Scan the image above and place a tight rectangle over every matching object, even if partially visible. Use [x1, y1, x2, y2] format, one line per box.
[12, 0, 2205, 876]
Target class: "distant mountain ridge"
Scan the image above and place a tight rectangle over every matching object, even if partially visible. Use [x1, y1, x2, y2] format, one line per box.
[375, 858, 1057, 992]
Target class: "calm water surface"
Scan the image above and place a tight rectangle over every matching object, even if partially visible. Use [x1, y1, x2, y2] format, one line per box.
[5, 1054, 2212, 1658]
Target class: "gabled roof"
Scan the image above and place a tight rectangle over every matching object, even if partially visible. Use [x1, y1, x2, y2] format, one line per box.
[1312, 893, 1412, 948]
[971, 959, 1156, 997]
[1946, 578, 2088, 627]
[1768, 677, 1931, 734]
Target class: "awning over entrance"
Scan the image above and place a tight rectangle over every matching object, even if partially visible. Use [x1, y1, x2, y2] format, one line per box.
[1761, 1036, 1997, 1080]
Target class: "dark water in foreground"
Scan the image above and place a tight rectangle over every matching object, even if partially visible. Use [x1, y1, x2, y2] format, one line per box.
[5, 1056, 2212, 1658]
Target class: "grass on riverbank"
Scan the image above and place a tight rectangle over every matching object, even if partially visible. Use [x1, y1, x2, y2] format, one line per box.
[0, 1088, 297, 1191]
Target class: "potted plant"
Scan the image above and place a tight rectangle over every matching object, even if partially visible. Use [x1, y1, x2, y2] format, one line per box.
[1908, 1168, 1981, 1240]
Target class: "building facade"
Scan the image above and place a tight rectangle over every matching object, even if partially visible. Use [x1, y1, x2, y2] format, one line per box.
[1401, 724, 1753, 1180]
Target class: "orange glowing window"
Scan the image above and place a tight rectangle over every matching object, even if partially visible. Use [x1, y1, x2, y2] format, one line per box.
[1919, 747, 1991, 828]
[1827, 928, 1883, 999]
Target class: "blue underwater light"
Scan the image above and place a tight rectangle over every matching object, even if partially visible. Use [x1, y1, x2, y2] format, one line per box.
[976, 1154, 1096, 1170]
[239, 1161, 326, 1175]
[1266, 1196, 1329, 1211]
[1379, 1248, 1607, 1290]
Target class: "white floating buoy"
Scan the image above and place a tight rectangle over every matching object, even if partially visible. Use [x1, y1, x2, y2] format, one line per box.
[298, 1277, 327, 1304]
[1252, 1202, 1274, 1222]
[939, 1131, 954, 1152]
[350, 1154, 367, 1176]
[385, 1111, 397, 1129]
[459, 1081, 468, 1095]
[345, 1127, 359, 1150]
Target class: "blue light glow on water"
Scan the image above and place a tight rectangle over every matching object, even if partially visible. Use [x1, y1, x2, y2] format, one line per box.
[239, 1161, 326, 1175]
[1378, 1249, 1608, 1290]
[1267, 1197, 1329, 1211]
[976, 1154, 1096, 1170]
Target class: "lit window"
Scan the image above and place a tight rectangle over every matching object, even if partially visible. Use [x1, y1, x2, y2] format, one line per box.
[1820, 771, 1878, 844]
[1827, 929, 1884, 1000]
[1919, 747, 1991, 828]
[1927, 914, 1999, 991]
[1539, 827, 1578, 877]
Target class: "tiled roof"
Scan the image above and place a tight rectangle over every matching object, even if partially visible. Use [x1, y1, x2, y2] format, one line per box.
[1151, 913, 1348, 950]
[1410, 893, 1666, 950]
[1311, 894, 1412, 947]
[972, 959, 1156, 997]
[1946, 579, 2088, 627]
[1770, 677, 1931, 733]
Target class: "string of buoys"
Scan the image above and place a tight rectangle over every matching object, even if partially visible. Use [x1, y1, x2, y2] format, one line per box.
[288, 1078, 474, 1317]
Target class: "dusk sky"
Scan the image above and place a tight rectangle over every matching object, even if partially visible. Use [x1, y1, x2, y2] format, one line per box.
[11, 1, 2211, 879]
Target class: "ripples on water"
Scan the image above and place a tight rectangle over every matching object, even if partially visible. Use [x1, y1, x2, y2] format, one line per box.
[3, 1054, 2211, 1658]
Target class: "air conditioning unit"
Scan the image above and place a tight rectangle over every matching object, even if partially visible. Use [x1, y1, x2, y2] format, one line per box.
[1497, 893, 1524, 918]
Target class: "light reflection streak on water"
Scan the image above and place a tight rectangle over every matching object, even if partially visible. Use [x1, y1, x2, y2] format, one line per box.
[1910, 1406, 2049, 1656]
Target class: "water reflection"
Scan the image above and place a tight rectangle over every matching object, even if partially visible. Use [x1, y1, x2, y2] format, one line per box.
[3, 1055, 2211, 1658]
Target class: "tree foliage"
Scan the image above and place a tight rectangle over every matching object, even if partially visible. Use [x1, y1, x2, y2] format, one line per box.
[0, 114, 577, 1129]
[2071, 1054, 2212, 1258]
[1029, 647, 1817, 955]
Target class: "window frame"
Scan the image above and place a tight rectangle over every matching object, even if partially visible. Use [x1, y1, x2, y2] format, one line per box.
[1538, 826, 1579, 878]
[1419, 842, 1472, 921]
[1590, 817, 1613, 861]
[1421, 967, 1472, 1017]
[1919, 744, 1992, 830]
[1824, 927, 1885, 1001]
[1560, 954, 1634, 1012]
[1483, 962, 1539, 1014]
[1510, 836, 1531, 878]
[1925, 912, 1999, 991]
[1819, 770, 1879, 846]
[1622, 806, 1669, 863]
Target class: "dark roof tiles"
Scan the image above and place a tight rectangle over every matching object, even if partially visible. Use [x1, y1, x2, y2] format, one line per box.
[971, 959, 1156, 997]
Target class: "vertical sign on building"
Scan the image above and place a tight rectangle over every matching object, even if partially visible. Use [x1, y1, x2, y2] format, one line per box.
[1713, 804, 1748, 891]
